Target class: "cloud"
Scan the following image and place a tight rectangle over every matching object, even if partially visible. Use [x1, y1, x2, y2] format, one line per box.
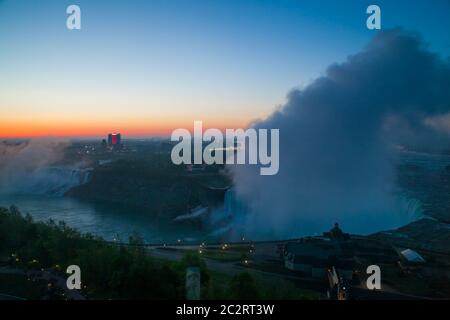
[0, 139, 71, 194]
[229, 29, 450, 239]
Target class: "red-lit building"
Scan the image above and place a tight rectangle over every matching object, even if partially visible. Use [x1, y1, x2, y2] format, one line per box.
[107, 133, 122, 146]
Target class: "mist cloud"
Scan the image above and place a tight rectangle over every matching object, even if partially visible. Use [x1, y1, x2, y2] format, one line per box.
[229, 29, 450, 239]
[0, 139, 71, 194]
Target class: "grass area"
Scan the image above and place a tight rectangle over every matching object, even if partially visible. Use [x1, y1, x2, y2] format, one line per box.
[0, 274, 48, 300]
[200, 245, 253, 262]
[380, 263, 428, 294]
[201, 250, 244, 262]
[168, 247, 249, 262]
[364, 262, 450, 298]
[204, 271, 322, 300]
[151, 250, 323, 299]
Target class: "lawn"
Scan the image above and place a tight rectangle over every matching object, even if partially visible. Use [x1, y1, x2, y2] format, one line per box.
[201, 250, 244, 262]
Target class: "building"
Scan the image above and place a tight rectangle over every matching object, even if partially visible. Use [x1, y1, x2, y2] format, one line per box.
[399, 248, 425, 264]
[323, 223, 350, 241]
[283, 242, 334, 278]
[283, 224, 355, 280]
[107, 133, 122, 147]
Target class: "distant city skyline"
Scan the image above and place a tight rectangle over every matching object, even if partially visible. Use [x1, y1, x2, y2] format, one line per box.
[1, 0, 449, 138]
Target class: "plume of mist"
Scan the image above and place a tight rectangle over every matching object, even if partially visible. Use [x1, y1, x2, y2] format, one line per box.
[0, 139, 72, 195]
[229, 29, 450, 239]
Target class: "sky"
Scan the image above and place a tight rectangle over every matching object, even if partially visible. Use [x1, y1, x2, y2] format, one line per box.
[0, 0, 449, 138]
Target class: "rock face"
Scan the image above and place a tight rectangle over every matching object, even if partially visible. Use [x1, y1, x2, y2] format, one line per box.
[397, 152, 450, 223]
[371, 218, 450, 254]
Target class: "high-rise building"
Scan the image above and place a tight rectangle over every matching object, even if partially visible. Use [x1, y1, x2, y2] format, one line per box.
[107, 133, 121, 146]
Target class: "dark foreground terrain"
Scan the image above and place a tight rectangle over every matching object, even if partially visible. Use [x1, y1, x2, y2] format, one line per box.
[2, 206, 450, 300]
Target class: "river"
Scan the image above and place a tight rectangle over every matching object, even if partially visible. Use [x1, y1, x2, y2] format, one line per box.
[0, 195, 205, 244]
[1, 151, 449, 243]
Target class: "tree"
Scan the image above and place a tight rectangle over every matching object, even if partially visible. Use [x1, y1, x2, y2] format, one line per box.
[228, 272, 259, 299]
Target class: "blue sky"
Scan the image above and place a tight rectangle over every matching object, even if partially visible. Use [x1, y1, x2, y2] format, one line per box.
[0, 0, 449, 137]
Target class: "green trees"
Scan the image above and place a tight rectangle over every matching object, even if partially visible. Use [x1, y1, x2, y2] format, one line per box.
[228, 272, 260, 300]
[0, 207, 316, 300]
[0, 207, 183, 299]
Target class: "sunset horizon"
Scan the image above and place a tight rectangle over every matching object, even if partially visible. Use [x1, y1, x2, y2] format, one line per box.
[0, 117, 255, 139]
[2, 1, 449, 140]
[1, 0, 450, 306]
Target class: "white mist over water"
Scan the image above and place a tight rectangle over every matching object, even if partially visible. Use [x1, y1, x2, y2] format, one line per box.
[226, 30, 450, 239]
[0, 139, 89, 196]
[3, 166, 92, 196]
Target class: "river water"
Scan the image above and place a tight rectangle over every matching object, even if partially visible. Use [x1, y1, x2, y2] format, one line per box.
[0, 195, 204, 244]
[1, 151, 449, 243]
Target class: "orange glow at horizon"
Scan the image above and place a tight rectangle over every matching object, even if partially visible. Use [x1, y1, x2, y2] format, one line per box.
[0, 117, 252, 139]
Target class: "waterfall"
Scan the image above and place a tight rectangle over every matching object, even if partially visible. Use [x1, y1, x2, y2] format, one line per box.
[223, 188, 249, 218]
[401, 197, 424, 221]
[209, 188, 250, 238]
[0, 166, 93, 196]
